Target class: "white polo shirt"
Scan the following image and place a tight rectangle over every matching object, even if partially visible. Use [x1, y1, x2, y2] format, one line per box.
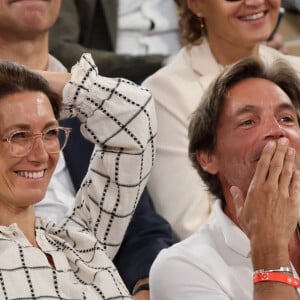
[150, 200, 300, 300]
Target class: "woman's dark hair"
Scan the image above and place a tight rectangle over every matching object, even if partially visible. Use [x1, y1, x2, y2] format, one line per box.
[0, 61, 61, 119]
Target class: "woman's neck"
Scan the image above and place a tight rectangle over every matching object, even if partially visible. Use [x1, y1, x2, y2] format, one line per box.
[0, 205, 37, 246]
[207, 35, 260, 67]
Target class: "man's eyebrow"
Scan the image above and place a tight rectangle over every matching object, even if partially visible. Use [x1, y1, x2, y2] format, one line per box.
[233, 102, 297, 117]
[277, 102, 297, 113]
[233, 105, 258, 117]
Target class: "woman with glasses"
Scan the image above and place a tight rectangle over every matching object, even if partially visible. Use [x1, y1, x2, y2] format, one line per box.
[143, 0, 300, 241]
[0, 53, 156, 299]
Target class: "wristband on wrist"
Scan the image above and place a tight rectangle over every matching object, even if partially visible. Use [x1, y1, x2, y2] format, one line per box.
[253, 272, 300, 288]
[132, 283, 150, 295]
[253, 266, 293, 275]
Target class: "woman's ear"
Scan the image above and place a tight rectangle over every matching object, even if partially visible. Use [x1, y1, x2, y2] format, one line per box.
[196, 150, 218, 175]
[187, 0, 204, 17]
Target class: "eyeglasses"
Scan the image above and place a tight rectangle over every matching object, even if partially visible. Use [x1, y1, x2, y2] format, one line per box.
[1, 126, 72, 157]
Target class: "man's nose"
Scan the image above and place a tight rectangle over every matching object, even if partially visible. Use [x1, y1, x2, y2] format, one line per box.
[264, 118, 285, 139]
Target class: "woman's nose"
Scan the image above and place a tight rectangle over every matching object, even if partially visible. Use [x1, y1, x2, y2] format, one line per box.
[27, 136, 48, 161]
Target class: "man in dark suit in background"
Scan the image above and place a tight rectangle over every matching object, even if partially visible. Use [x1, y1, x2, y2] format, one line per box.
[49, 0, 179, 82]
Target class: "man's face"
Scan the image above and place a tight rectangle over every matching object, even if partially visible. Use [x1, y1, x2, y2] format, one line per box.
[0, 0, 61, 38]
[203, 77, 300, 198]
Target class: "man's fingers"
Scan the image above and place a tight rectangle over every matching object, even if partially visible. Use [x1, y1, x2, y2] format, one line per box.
[252, 140, 276, 184]
[279, 147, 296, 194]
[267, 138, 289, 187]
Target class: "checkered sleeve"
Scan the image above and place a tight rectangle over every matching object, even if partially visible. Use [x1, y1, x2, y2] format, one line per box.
[60, 53, 157, 259]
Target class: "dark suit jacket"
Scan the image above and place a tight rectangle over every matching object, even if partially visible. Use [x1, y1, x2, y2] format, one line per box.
[60, 117, 175, 292]
[49, 0, 165, 82]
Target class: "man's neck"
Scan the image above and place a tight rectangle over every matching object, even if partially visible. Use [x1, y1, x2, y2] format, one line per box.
[0, 32, 49, 70]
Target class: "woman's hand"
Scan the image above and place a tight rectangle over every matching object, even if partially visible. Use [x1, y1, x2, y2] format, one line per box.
[265, 33, 288, 54]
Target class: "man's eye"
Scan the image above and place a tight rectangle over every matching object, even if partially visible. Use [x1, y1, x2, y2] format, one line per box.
[240, 120, 254, 126]
[280, 116, 293, 123]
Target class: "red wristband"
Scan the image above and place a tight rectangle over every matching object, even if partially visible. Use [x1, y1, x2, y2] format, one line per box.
[253, 272, 300, 288]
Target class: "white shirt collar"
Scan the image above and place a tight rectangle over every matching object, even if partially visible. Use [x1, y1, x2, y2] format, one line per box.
[213, 199, 251, 257]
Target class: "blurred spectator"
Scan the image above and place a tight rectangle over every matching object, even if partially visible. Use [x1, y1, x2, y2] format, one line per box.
[49, 0, 180, 83]
[279, 1, 300, 56]
[282, 0, 300, 12]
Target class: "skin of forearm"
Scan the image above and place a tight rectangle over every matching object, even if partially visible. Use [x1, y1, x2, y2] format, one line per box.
[132, 290, 150, 300]
[251, 238, 291, 270]
[37, 70, 71, 95]
[254, 281, 299, 300]
[132, 278, 149, 300]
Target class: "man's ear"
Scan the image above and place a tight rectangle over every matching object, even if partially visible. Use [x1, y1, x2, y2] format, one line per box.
[196, 151, 218, 175]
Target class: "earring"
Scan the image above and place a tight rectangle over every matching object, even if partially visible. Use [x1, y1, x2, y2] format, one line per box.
[199, 17, 205, 36]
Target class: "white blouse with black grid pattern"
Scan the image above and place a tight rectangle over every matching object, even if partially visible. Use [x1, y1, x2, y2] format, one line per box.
[0, 53, 156, 300]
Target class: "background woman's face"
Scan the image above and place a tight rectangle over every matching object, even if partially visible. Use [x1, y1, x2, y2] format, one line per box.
[190, 0, 281, 48]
